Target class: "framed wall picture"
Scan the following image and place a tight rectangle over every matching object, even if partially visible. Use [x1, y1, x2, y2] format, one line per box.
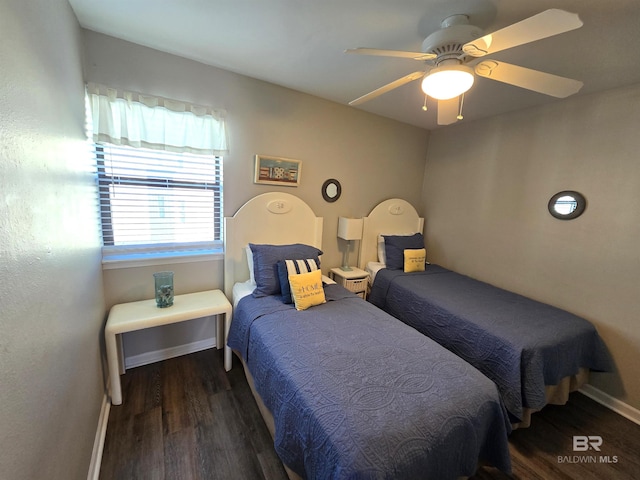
[254, 155, 301, 187]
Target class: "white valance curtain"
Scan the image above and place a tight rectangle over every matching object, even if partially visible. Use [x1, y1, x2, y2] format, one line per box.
[86, 82, 228, 155]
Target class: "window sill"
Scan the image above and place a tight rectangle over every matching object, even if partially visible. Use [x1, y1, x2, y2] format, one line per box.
[102, 248, 224, 270]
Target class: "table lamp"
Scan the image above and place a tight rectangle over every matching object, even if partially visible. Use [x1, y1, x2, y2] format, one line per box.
[337, 217, 363, 271]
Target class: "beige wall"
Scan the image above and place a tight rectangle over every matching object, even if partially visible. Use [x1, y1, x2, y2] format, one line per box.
[0, 1, 106, 479]
[83, 31, 430, 358]
[421, 84, 640, 410]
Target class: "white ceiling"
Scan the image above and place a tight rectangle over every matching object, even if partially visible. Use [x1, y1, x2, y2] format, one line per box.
[69, 0, 640, 130]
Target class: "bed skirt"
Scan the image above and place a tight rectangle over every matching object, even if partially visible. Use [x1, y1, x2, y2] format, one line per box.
[514, 368, 590, 429]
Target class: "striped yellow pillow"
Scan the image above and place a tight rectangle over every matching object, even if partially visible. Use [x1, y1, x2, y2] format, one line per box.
[404, 248, 426, 273]
[288, 269, 326, 311]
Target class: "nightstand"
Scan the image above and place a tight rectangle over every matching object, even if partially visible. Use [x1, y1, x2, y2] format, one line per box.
[329, 267, 370, 299]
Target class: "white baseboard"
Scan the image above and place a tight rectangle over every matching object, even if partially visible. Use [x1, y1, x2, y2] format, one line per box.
[579, 384, 640, 426]
[124, 337, 217, 370]
[87, 392, 111, 480]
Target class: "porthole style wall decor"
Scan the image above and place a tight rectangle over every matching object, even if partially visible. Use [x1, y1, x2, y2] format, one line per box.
[548, 191, 586, 220]
[322, 179, 342, 202]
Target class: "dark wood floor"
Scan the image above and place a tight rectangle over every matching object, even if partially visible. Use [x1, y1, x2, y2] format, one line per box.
[100, 349, 640, 480]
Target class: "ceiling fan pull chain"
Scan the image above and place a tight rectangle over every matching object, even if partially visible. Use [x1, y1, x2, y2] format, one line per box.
[457, 93, 465, 120]
[422, 94, 428, 111]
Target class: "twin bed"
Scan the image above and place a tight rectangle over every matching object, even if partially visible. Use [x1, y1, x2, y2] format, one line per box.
[360, 198, 611, 426]
[223, 193, 610, 478]
[224, 193, 511, 479]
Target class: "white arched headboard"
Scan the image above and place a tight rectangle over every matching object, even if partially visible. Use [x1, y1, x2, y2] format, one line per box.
[224, 192, 323, 299]
[358, 198, 423, 269]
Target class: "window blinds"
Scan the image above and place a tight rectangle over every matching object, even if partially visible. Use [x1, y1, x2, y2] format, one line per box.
[96, 144, 223, 248]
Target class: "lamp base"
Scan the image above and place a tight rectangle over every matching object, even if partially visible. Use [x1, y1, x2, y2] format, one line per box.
[340, 244, 353, 272]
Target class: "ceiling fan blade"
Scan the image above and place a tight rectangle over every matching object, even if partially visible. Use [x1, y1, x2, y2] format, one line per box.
[345, 48, 436, 61]
[463, 9, 582, 57]
[437, 98, 459, 125]
[475, 60, 583, 98]
[349, 71, 425, 106]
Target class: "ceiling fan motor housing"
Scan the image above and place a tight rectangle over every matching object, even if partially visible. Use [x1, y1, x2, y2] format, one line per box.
[421, 16, 483, 64]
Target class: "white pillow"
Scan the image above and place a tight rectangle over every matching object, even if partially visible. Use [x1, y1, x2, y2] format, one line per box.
[377, 235, 386, 264]
[245, 245, 256, 285]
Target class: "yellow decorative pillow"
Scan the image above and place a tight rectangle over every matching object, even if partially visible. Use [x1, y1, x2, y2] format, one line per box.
[289, 269, 326, 311]
[404, 248, 426, 273]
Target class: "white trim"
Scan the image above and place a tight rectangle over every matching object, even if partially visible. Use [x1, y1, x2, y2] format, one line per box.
[102, 250, 223, 270]
[124, 338, 216, 370]
[579, 384, 640, 426]
[102, 240, 221, 257]
[87, 392, 111, 480]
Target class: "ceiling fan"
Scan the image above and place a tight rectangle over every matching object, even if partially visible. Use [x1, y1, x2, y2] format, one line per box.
[346, 9, 584, 125]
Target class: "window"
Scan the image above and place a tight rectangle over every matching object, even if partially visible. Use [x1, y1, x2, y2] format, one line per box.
[86, 83, 228, 263]
[96, 144, 223, 251]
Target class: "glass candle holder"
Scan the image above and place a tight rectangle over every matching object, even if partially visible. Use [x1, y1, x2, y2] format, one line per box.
[153, 271, 174, 308]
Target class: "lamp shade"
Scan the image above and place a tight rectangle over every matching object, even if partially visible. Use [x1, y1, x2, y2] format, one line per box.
[421, 65, 475, 100]
[337, 217, 363, 241]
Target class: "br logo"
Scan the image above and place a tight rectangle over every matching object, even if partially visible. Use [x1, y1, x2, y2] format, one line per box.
[573, 436, 602, 451]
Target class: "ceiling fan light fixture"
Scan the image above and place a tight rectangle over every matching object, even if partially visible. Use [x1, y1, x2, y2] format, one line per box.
[421, 65, 475, 100]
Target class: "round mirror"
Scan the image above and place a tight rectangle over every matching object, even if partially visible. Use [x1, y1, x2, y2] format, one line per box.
[548, 191, 586, 220]
[321, 179, 342, 203]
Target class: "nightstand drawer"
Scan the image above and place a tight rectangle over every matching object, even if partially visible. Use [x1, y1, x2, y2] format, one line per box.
[343, 277, 368, 294]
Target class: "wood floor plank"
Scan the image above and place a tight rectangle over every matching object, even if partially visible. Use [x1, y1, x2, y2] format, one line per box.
[101, 349, 640, 480]
[100, 406, 164, 479]
[161, 355, 191, 435]
[99, 405, 135, 479]
[163, 428, 201, 480]
[132, 407, 165, 480]
[127, 361, 162, 416]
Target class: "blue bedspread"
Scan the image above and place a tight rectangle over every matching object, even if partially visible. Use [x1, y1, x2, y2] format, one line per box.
[228, 284, 512, 479]
[369, 265, 612, 422]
